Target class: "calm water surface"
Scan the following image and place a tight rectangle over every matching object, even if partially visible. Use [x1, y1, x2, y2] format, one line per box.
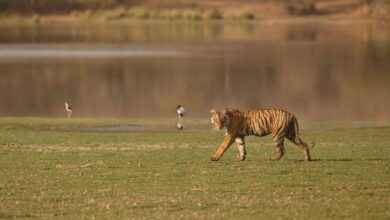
[0, 21, 389, 121]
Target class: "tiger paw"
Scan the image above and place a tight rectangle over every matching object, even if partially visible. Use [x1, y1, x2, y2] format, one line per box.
[237, 155, 246, 161]
[211, 157, 220, 161]
[271, 157, 281, 161]
[305, 156, 312, 161]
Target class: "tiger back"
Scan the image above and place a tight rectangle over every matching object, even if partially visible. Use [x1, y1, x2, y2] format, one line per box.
[226, 109, 296, 138]
[210, 108, 312, 162]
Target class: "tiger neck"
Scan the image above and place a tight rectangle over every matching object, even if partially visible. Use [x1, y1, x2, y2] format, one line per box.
[224, 116, 231, 129]
[225, 111, 243, 134]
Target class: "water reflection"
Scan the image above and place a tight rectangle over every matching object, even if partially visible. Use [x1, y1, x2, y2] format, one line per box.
[0, 21, 389, 121]
[0, 47, 185, 58]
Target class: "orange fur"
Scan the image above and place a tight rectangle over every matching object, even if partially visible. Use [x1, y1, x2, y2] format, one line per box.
[210, 108, 312, 161]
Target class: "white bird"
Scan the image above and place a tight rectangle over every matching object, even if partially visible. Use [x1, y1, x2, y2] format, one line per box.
[176, 105, 186, 118]
[64, 102, 73, 118]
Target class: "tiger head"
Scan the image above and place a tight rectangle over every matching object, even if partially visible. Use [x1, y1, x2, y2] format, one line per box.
[210, 108, 231, 130]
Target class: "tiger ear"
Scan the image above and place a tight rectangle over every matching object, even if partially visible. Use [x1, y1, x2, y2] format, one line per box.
[222, 108, 228, 114]
[210, 109, 216, 115]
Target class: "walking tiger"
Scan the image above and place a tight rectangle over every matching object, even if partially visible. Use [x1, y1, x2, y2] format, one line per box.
[210, 108, 314, 161]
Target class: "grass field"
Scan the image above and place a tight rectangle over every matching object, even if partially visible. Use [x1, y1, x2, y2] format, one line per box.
[0, 118, 389, 219]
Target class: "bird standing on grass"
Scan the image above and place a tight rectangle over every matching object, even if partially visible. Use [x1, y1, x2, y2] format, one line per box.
[176, 105, 185, 118]
[176, 105, 186, 130]
[64, 102, 73, 118]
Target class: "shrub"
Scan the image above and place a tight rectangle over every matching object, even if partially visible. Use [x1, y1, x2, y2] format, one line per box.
[236, 10, 255, 20]
[129, 7, 149, 20]
[166, 10, 182, 20]
[32, 14, 41, 24]
[104, 7, 126, 20]
[223, 10, 255, 20]
[356, 0, 390, 18]
[202, 8, 222, 20]
[182, 10, 202, 20]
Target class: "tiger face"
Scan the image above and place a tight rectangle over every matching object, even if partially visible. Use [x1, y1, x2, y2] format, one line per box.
[210, 109, 230, 130]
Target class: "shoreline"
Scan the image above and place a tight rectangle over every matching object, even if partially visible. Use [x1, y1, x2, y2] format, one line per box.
[0, 14, 385, 26]
[0, 0, 389, 25]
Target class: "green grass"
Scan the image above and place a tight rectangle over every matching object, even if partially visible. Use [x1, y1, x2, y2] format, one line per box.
[0, 118, 389, 219]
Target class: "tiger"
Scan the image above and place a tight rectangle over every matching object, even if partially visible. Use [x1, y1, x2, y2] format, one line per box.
[210, 108, 314, 162]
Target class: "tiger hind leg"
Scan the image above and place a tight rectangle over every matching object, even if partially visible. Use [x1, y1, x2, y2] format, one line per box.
[288, 137, 311, 161]
[272, 138, 285, 161]
[286, 119, 311, 161]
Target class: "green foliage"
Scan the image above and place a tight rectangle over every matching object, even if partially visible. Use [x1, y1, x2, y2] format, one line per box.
[149, 9, 215, 21]
[129, 7, 150, 20]
[182, 10, 203, 20]
[153, 0, 198, 10]
[32, 14, 41, 24]
[103, 7, 126, 20]
[224, 10, 255, 20]
[202, 8, 223, 20]
[83, 9, 93, 19]
[0, 0, 257, 21]
[357, 0, 390, 18]
[0, 118, 389, 218]
[236, 10, 255, 20]
[152, 10, 184, 20]
[164, 10, 183, 20]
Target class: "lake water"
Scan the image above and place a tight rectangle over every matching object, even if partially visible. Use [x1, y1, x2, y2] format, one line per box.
[0, 21, 389, 121]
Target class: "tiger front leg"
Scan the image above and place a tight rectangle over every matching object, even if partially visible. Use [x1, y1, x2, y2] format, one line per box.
[235, 137, 246, 161]
[211, 134, 235, 161]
